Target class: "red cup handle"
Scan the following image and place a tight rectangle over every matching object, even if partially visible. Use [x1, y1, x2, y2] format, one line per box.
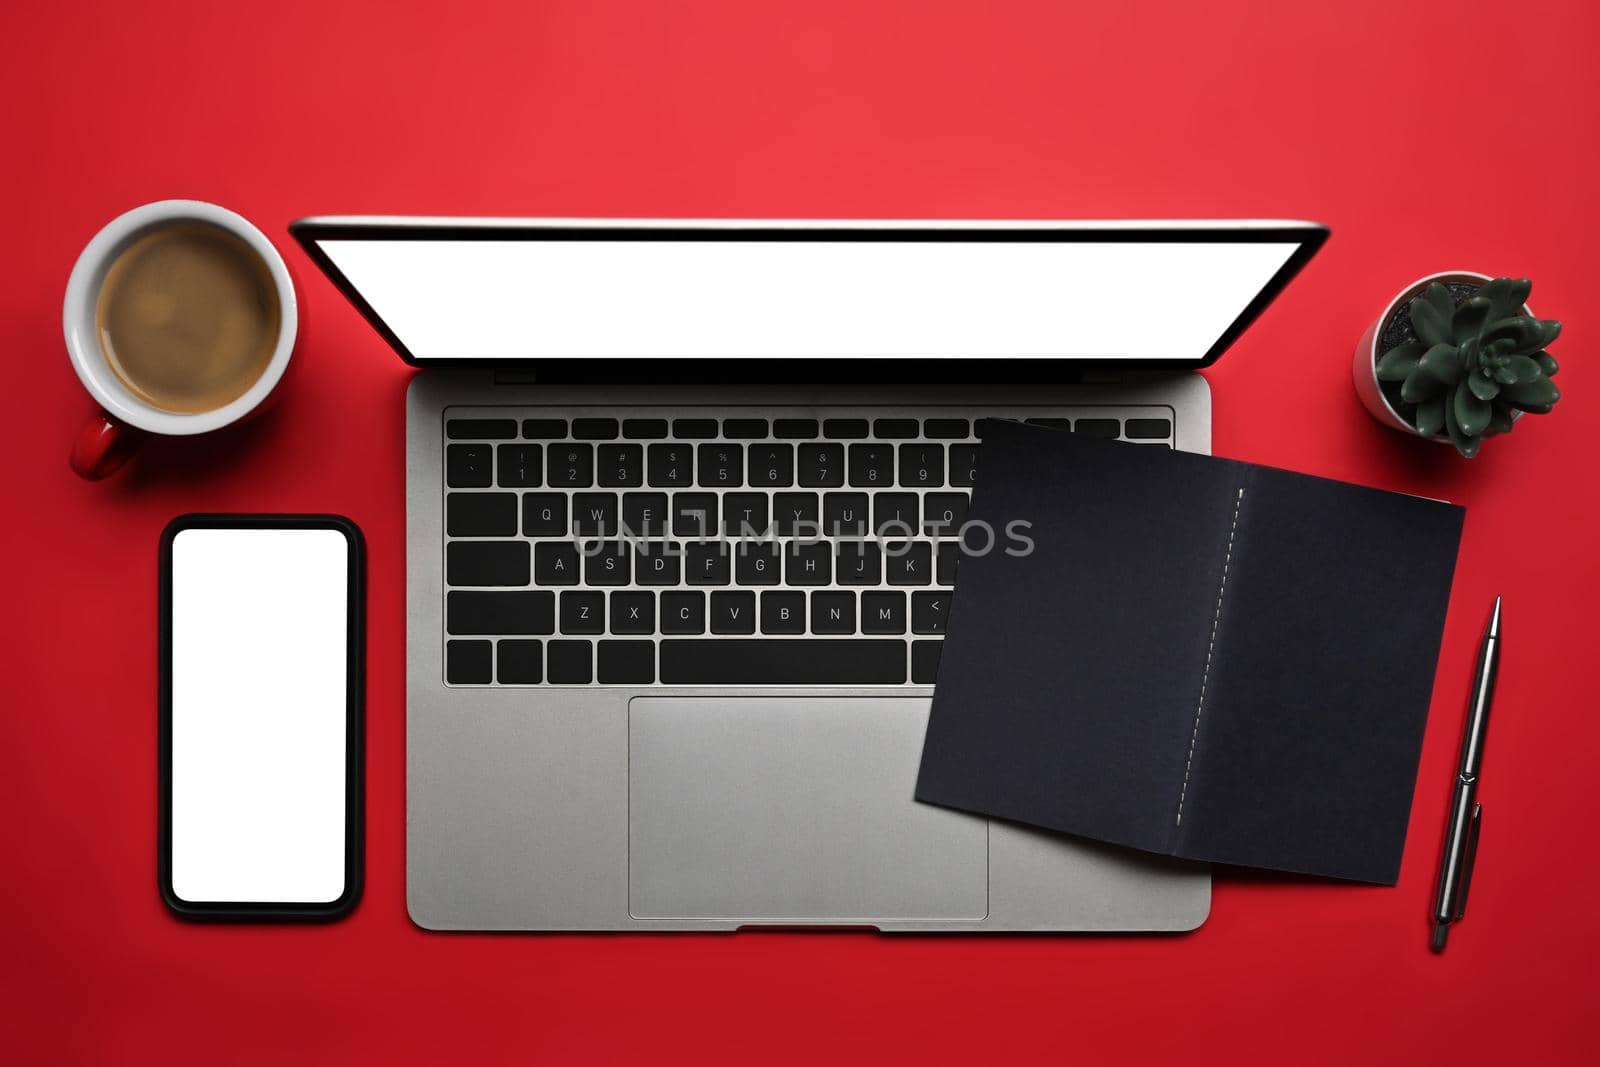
[70, 408, 146, 480]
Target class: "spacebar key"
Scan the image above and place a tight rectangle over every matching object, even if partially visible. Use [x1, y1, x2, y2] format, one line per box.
[660, 640, 907, 685]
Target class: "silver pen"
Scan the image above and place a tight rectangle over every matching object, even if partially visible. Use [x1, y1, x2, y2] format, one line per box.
[1430, 595, 1500, 953]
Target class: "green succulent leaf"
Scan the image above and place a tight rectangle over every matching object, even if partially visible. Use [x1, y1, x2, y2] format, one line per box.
[1376, 341, 1426, 382]
[1485, 405, 1516, 436]
[1479, 277, 1531, 322]
[1493, 366, 1518, 385]
[1455, 381, 1492, 437]
[1467, 373, 1500, 401]
[1410, 290, 1453, 347]
[1502, 354, 1544, 384]
[1442, 391, 1479, 457]
[1535, 351, 1559, 377]
[1452, 297, 1491, 343]
[1480, 317, 1545, 353]
[1414, 395, 1447, 436]
[1425, 282, 1456, 319]
[1500, 376, 1561, 409]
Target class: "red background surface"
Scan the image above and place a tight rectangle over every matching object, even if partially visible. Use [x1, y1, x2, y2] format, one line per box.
[4, 2, 1597, 1062]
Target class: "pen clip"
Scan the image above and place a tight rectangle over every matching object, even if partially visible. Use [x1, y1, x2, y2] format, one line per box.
[1454, 802, 1482, 920]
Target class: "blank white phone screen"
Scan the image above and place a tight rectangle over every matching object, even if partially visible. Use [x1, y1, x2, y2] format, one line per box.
[169, 528, 348, 903]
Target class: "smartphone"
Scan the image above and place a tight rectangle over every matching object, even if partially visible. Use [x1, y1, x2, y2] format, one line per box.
[158, 515, 364, 919]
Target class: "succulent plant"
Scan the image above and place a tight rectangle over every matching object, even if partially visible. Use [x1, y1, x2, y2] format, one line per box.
[1375, 278, 1562, 457]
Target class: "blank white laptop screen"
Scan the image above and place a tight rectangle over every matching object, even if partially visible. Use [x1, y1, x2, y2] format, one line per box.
[314, 236, 1301, 361]
[168, 528, 348, 904]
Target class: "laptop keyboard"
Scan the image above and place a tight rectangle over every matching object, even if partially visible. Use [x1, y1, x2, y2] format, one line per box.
[442, 406, 1174, 686]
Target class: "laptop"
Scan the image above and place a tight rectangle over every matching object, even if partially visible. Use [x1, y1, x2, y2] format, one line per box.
[290, 218, 1326, 931]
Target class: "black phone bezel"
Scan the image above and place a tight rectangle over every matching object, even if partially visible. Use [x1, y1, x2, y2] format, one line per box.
[157, 513, 365, 921]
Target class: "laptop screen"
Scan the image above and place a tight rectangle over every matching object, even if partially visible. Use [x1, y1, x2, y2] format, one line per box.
[295, 221, 1324, 369]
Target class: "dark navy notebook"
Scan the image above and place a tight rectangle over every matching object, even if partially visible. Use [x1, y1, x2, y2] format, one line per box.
[914, 420, 1465, 884]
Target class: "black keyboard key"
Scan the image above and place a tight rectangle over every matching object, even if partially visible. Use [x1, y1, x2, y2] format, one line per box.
[660, 640, 907, 685]
[534, 542, 581, 585]
[598, 444, 643, 487]
[837, 542, 881, 585]
[521, 418, 568, 438]
[735, 542, 782, 586]
[912, 591, 950, 634]
[622, 493, 669, 537]
[598, 640, 654, 684]
[584, 541, 631, 585]
[722, 492, 768, 535]
[949, 444, 979, 487]
[671, 418, 718, 439]
[822, 418, 869, 439]
[661, 592, 706, 634]
[698, 444, 743, 487]
[572, 417, 620, 440]
[497, 639, 543, 684]
[523, 493, 568, 537]
[610, 592, 655, 634]
[848, 444, 893, 487]
[936, 541, 959, 586]
[447, 418, 517, 439]
[811, 592, 856, 634]
[861, 592, 907, 634]
[446, 443, 493, 487]
[447, 492, 518, 537]
[447, 591, 554, 635]
[872, 418, 918, 439]
[686, 542, 730, 586]
[911, 640, 943, 684]
[748, 444, 794, 487]
[711, 591, 757, 634]
[873, 494, 919, 536]
[446, 640, 493, 684]
[761, 592, 806, 634]
[447, 541, 530, 586]
[548, 444, 594, 487]
[672, 493, 718, 537]
[886, 542, 932, 586]
[634, 541, 681, 585]
[785, 541, 832, 586]
[922, 492, 969, 535]
[721, 418, 768, 439]
[773, 492, 820, 536]
[898, 444, 944, 487]
[560, 591, 605, 634]
[1025, 417, 1072, 430]
[1126, 417, 1172, 440]
[823, 493, 870, 536]
[496, 443, 542, 487]
[798, 443, 845, 487]
[923, 419, 970, 439]
[773, 418, 819, 439]
[547, 640, 593, 684]
[572, 493, 619, 536]
[623, 418, 669, 439]
[647, 444, 694, 487]
[1075, 418, 1121, 438]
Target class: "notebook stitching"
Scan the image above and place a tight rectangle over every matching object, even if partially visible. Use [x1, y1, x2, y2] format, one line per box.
[1175, 485, 1245, 827]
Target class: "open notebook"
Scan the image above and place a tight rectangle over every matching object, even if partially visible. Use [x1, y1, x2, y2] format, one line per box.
[915, 420, 1464, 883]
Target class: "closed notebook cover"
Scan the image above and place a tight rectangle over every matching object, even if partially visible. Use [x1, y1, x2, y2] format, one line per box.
[914, 420, 1464, 883]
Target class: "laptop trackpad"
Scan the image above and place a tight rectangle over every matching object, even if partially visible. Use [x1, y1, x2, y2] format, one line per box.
[628, 697, 988, 923]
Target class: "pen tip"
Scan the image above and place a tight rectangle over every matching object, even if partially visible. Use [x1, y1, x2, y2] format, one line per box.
[1431, 923, 1449, 953]
[1489, 596, 1502, 638]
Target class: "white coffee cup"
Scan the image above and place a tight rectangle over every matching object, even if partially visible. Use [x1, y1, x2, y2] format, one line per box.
[64, 199, 297, 479]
